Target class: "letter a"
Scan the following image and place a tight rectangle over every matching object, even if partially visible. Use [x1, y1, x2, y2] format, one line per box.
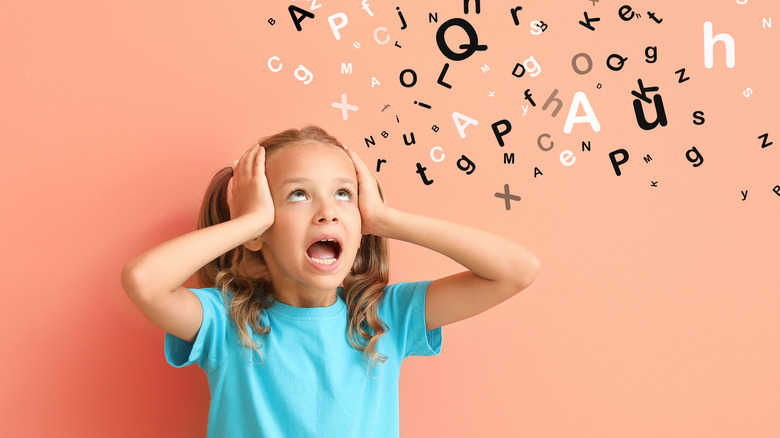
[452, 112, 479, 138]
[563, 92, 600, 134]
[289, 5, 315, 31]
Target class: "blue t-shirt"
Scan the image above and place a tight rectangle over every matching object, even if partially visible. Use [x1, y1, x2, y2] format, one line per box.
[165, 281, 442, 437]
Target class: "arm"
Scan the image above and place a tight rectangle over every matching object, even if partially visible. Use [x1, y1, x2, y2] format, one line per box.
[121, 145, 274, 342]
[346, 148, 540, 331]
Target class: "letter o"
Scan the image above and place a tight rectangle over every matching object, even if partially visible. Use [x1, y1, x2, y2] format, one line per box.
[399, 69, 417, 87]
[571, 53, 593, 75]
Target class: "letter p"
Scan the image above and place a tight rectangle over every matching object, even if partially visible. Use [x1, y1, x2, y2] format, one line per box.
[328, 13, 349, 40]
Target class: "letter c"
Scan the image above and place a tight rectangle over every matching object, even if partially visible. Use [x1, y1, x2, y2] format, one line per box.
[430, 146, 445, 162]
[537, 133, 554, 151]
[268, 56, 282, 72]
[374, 27, 390, 45]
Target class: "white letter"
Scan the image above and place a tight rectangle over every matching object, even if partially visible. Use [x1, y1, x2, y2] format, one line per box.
[362, 0, 374, 16]
[267, 56, 282, 72]
[431, 147, 445, 162]
[524, 56, 541, 77]
[373, 27, 390, 45]
[560, 150, 576, 166]
[563, 91, 600, 134]
[704, 21, 735, 68]
[452, 112, 479, 138]
[328, 13, 349, 40]
[294, 65, 314, 84]
[530, 21, 543, 35]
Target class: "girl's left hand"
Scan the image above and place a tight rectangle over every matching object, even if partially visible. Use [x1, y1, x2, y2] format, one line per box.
[345, 147, 390, 236]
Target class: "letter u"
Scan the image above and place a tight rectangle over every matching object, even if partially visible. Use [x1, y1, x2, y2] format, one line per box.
[633, 95, 668, 130]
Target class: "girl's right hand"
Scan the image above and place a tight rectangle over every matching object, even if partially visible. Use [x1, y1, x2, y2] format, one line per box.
[228, 145, 275, 242]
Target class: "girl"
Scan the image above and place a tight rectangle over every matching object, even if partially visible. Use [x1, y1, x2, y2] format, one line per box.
[122, 126, 540, 437]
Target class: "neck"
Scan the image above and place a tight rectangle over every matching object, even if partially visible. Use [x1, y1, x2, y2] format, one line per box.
[272, 284, 339, 308]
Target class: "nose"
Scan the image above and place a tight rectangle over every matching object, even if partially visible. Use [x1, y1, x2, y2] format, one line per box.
[314, 200, 339, 224]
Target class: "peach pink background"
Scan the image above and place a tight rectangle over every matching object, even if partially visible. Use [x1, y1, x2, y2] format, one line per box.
[1, 1, 778, 437]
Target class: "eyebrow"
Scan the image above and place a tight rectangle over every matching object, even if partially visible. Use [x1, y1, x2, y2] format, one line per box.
[279, 177, 356, 186]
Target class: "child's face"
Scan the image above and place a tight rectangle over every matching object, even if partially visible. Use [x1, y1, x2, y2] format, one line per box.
[260, 141, 362, 305]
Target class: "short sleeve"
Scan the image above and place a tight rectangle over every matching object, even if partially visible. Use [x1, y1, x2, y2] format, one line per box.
[379, 281, 442, 359]
[164, 288, 236, 374]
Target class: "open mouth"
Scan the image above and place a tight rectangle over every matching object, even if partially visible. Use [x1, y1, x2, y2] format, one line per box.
[306, 238, 342, 266]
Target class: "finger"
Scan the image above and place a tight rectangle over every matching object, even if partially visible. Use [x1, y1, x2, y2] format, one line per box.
[253, 146, 266, 178]
[234, 145, 254, 180]
[346, 148, 370, 180]
[236, 145, 258, 182]
[242, 144, 260, 178]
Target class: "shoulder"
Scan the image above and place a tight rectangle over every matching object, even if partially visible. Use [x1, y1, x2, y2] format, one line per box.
[188, 287, 225, 302]
[382, 281, 431, 300]
[378, 280, 442, 359]
[378, 280, 432, 318]
[188, 287, 229, 315]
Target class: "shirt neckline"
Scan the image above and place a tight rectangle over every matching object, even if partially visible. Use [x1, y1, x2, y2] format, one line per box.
[265, 288, 346, 321]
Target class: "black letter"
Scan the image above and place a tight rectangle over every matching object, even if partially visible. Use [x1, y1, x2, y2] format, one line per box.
[436, 18, 488, 61]
[579, 11, 601, 31]
[415, 163, 434, 185]
[464, 0, 481, 14]
[618, 5, 635, 21]
[759, 133, 773, 149]
[457, 155, 476, 174]
[675, 68, 690, 83]
[633, 94, 667, 130]
[437, 63, 453, 89]
[609, 149, 630, 176]
[645, 46, 657, 63]
[288, 5, 315, 31]
[399, 69, 417, 87]
[491, 120, 512, 147]
[686, 146, 703, 167]
[510, 6, 523, 26]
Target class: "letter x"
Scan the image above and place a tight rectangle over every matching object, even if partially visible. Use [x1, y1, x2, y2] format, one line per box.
[494, 184, 521, 210]
[332, 94, 359, 120]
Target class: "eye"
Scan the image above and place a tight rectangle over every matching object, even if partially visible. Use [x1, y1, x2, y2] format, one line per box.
[288, 189, 308, 202]
[335, 188, 353, 201]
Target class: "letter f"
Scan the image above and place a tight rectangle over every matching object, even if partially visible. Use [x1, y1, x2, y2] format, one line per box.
[361, 0, 373, 16]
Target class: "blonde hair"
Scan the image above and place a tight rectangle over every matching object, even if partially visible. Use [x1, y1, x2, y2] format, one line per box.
[197, 126, 390, 370]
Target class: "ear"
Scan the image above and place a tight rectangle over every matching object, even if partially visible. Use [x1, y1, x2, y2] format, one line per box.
[243, 236, 263, 251]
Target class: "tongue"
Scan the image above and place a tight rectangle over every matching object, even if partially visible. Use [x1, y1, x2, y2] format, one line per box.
[307, 242, 337, 259]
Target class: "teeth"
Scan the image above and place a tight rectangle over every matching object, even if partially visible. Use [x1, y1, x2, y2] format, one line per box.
[310, 257, 337, 265]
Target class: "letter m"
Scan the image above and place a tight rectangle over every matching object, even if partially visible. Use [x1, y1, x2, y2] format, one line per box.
[503, 153, 515, 164]
[341, 63, 353, 74]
